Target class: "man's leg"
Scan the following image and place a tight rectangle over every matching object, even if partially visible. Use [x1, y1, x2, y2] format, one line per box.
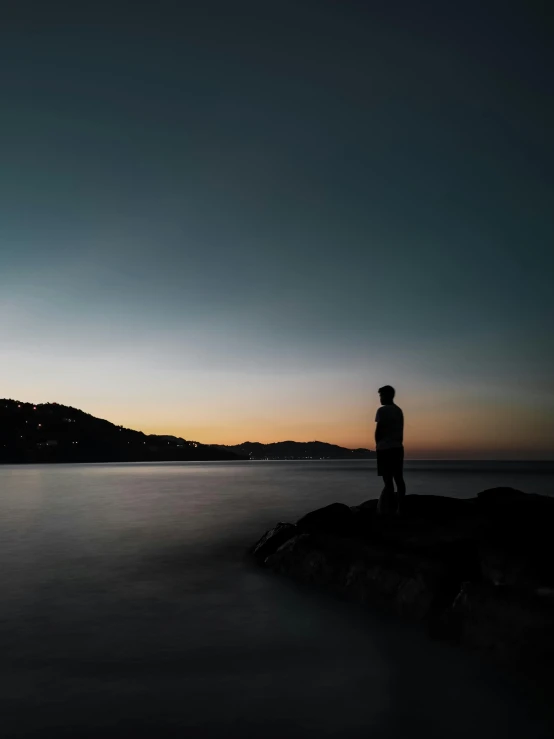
[392, 448, 406, 514]
[378, 473, 396, 514]
[393, 472, 406, 513]
[383, 473, 395, 494]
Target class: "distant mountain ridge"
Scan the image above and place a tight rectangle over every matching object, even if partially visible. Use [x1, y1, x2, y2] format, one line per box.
[219, 441, 375, 460]
[0, 399, 244, 464]
[0, 399, 374, 465]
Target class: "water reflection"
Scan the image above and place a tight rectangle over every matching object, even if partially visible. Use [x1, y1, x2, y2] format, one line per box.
[0, 462, 552, 737]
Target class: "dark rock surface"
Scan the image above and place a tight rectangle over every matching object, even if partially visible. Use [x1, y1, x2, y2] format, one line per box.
[251, 489, 554, 677]
[251, 522, 297, 561]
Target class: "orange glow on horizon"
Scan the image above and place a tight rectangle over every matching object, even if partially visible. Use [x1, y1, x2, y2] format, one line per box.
[5, 385, 554, 461]
[131, 409, 554, 461]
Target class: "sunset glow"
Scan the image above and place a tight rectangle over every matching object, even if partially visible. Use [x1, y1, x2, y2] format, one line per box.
[1, 2, 552, 461]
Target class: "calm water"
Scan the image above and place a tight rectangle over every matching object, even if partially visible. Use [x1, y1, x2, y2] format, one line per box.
[0, 460, 553, 738]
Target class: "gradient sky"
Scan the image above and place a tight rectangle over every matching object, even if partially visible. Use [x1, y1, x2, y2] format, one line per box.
[1, 1, 553, 458]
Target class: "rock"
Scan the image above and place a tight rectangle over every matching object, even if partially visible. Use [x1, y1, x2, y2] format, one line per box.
[478, 540, 551, 590]
[477, 487, 527, 504]
[443, 581, 554, 673]
[344, 546, 453, 620]
[266, 533, 349, 584]
[358, 499, 378, 512]
[250, 489, 554, 676]
[265, 529, 470, 621]
[475, 491, 554, 590]
[251, 522, 297, 563]
[297, 502, 356, 535]
[399, 494, 476, 520]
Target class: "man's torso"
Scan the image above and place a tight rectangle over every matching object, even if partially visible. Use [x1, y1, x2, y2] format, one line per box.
[375, 403, 404, 451]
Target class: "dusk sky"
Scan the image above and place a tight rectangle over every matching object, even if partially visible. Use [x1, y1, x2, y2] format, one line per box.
[1, 1, 553, 458]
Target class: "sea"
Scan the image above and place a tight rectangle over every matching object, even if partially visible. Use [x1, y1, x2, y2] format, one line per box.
[0, 460, 553, 738]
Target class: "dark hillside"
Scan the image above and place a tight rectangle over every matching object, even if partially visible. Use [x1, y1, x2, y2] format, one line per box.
[0, 400, 244, 463]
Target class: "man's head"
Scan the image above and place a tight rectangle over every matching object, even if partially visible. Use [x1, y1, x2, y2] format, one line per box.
[378, 385, 395, 404]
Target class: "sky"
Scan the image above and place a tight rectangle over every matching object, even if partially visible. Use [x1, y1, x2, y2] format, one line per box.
[1, 1, 553, 459]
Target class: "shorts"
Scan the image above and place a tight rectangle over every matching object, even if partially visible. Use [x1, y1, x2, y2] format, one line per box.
[376, 446, 404, 477]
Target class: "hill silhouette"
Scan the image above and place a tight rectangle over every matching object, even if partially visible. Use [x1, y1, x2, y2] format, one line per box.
[1, 400, 375, 464]
[219, 441, 375, 460]
[0, 399, 245, 464]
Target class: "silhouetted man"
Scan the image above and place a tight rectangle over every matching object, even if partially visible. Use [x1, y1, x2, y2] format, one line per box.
[375, 385, 406, 514]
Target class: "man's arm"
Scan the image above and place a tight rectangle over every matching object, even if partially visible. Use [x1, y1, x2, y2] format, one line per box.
[375, 409, 383, 446]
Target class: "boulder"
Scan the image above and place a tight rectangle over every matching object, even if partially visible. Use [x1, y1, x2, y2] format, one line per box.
[343, 545, 453, 620]
[475, 491, 554, 590]
[399, 494, 476, 520]
[251, 522, 297, 563]
[357, 499, 379, 512]
[476, 487, 527, 504]
[264, 528, 473, 621]
[250, 489, 554, 676]
[443, 581, 554, 674]
[297, 502, 357, 535]
[266, 533, 351, 585]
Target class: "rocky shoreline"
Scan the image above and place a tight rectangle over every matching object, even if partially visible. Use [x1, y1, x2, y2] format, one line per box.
[251, 488, 554, 679]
